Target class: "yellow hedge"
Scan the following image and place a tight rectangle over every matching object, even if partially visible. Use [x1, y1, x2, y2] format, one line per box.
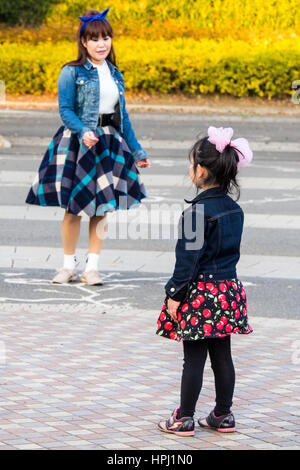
[1, 0, 300, 43]
[45, 0, 300, 30]
[1, 38, 300, 98]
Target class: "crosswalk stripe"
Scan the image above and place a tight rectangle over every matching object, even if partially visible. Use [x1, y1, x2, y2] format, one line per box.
[0, 245, 299, 280]
[5, 136, 300, 152]
[1, 171, 300, 191]
[0, 205, 298, 230]
[1, 108, 300, 123]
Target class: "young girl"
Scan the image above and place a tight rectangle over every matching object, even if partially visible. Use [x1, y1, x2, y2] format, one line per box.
[26, 8, 150, 285]
[156, 126, 253, 436]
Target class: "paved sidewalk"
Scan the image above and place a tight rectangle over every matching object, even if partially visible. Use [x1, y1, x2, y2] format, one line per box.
[0, 302, 299, 450]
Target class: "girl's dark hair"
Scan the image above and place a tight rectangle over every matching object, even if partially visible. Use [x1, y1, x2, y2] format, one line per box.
[62, 9, 116, 69]
[189, 136, 241, 200]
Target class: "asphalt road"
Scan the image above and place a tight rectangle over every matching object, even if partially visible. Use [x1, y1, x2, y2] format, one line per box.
[0, 109, 299, 319]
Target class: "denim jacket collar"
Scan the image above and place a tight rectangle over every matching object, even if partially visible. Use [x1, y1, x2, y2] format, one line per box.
[185, 186, 225, 204]
[84, 58, 117, 76]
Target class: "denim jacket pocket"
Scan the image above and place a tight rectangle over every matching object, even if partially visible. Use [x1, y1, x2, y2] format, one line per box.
[75, 77, 97, 106]
[75, 77, 90, 105]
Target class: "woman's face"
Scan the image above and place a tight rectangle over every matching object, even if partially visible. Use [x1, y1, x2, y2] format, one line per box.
[82, 35, 112, 64]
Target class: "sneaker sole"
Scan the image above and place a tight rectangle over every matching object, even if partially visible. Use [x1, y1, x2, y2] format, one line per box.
[52, 277, 77, 284]
[199, 422, 235, 433]
[158, 424, 194, 437]
[80, 278, 103, 286]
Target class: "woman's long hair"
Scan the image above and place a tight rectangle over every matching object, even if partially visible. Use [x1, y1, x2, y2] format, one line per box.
[62, 9, 116, 69]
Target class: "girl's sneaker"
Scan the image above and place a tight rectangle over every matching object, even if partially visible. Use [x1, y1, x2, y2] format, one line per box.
[198, 410, 235, 432]
[158, 408, 195, 437]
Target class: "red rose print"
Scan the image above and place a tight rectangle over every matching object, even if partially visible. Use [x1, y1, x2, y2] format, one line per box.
[181, 304, 189, 313]
[221, 301, 229, 310]
[197, 294, 205, 304]
[162, 302, 166, 310]
[216, 321, 224, 330]
[197, 282, 205, 290]
[180, 320, 186, 330]
[211, 287, 219, 295]
[235, 309, 240, 319]
[226, 280, 231, 286]
[219, 283, 227, 293]
[192, 299, 201, 308]
[164, 322, 173, 331]
[203, 323, 212, 335]
[160, 312, 166, 321]
[206, 283, 215, 292]
[203, 309, 212, 318]
[220, 316, 228, 325]
[232, 282, 237, 290]
[157, 320, 161, 330]
[233, 327, 240, 333]
[190, 317, 199, 326]
[225, 324, 233, 333]
[218, 294, 227, 302]
[177, 312, 182, 322]
[169, 331, 177, 340]
[231, 301, 237, 310]
[236, 293, 241, 302]
[242, 307, 247, 317]
[241, 288, 246, 299]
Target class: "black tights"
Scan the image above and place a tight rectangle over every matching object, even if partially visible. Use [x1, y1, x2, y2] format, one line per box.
[178, 336, 235, 418]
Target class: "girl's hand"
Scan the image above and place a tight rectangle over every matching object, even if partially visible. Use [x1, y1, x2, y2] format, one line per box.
[167, 298, 181, 322]
[83, 131, 99, 148]
[136, 158, 151, 168]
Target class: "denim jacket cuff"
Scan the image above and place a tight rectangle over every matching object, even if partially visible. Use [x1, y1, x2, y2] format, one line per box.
[132, 149, 148, 162]
[78, 126, 92, 146]
[165, 279, 189, 299]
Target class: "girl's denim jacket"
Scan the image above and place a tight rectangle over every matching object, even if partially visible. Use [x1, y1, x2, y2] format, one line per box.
[166, 186, 244, 302]
[57, 58, 148, 162]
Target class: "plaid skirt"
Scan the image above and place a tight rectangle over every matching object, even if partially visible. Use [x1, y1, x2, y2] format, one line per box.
[25, 125, 147, 217]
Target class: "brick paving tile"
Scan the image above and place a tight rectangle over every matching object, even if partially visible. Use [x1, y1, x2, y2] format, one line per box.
[0, 307, 299, 450]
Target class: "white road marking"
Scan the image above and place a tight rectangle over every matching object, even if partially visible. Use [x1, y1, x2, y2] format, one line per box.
[1, 171, 300, 190]
[4, 136, 300, 152]
[1, 108, 300, 122]
[0, 205, 299, 229]
[0, 245, 299, 280]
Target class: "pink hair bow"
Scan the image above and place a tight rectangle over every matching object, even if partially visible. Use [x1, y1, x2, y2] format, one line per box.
[207, 126, 253, 167]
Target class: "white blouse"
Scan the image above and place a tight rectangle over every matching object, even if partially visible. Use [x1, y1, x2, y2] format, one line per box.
[89, 60, 119, 114]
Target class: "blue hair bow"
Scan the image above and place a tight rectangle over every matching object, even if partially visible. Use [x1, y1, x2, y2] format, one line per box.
[78, 8, 109, 36]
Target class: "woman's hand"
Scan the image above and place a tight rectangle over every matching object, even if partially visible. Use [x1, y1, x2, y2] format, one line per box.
[83, 131, 99, 148]
[136, 158, 151, 168]
[167, 298, 181, 322]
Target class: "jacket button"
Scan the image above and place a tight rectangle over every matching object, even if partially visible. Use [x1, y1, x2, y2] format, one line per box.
[170, 287, 175, 292]
[209, 274, 213, 279]
[200, 275, 203, 279]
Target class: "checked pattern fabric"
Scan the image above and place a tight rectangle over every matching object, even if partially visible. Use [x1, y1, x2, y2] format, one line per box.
[26, 125, 147, 217]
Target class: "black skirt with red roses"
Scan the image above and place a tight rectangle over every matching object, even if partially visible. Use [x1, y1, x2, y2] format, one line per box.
[156, 278, 253, 342]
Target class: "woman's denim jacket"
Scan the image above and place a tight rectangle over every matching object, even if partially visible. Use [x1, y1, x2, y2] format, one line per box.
[166, 186, 244, 302]
[57, 58, 148, 162]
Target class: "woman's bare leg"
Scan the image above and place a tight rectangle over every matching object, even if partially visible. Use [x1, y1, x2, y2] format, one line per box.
[61, 211, 81, 254]
[88, 214, 107, 254]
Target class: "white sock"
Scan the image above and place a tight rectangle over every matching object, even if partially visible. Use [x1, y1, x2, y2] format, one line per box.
[63, 254, 76, 270]
[85, 253, 99, 272]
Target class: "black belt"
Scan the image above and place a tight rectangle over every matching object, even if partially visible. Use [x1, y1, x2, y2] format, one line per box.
[97, 113, 115, 127]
